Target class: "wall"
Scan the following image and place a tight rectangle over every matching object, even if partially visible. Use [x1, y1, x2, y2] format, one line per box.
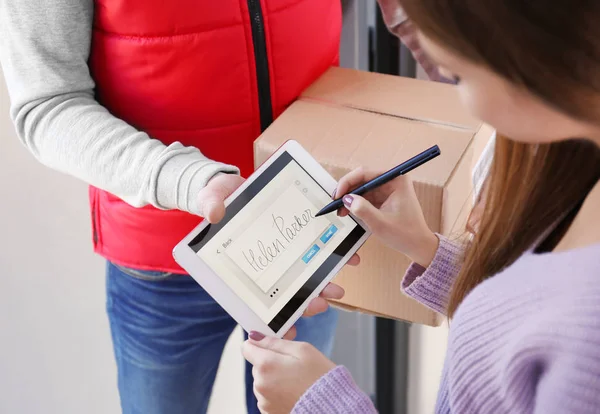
[407, 324, 448, 413]
[0, 68, 246, 414]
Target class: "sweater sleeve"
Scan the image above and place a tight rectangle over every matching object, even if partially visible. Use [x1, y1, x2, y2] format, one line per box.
[293, 366, 377, 414]
[0, 0, 239, 216]
[401, 234, 464, 316]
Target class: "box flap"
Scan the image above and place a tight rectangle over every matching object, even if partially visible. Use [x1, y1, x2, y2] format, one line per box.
[257, 100, 474, 187]
[301, 67, 481, 131]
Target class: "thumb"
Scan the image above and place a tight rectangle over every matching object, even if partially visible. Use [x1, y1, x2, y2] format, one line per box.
[197, 174, 244, 223]
[242, 336, 296, 366]
[343, 194, 387, 233]
[247, 334, 299, 356]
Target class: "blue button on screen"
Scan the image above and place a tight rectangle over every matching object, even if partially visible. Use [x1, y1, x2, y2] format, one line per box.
[320, 225, 338, 244]
[302, 245, 321, 264]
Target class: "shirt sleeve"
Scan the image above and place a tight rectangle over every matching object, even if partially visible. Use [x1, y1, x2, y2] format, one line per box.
[0, 0, 239, 216]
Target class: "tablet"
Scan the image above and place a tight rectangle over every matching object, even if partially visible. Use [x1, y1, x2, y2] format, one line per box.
[173, 140, 370, 338]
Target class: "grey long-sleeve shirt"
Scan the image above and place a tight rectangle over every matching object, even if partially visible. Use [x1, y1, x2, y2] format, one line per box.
[0, 0, 239, 215]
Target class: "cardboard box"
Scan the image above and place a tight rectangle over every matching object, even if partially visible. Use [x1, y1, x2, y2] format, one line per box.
[254, 67, 494, 326]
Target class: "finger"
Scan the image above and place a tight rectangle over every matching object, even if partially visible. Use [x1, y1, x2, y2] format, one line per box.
[282, 326, 297, 341]
[197, 174, 244, 222]
[336, 168, 380, 199]
[242, 340, 263, 365]
[246, 335, 302, 356]
[203, 200, 226, 224]
[320, 283, 345, 300]
[303, 297, 329, 317]
[337, 206, 348, 217]
[242, 340, 283, 366]
[303, 283, 345, 316]
[347, 254, 361, 266]
[304, 283, 346, 317]
[343, 194, 386, 234]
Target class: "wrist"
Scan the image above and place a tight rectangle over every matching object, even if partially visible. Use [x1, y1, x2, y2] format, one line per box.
[408, 231, 439, 268]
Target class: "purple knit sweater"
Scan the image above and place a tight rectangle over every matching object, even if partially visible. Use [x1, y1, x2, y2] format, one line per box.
[293, 235, 600, 413]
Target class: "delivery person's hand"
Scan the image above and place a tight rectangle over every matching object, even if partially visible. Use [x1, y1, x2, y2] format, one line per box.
[197, 172, 246, 223]
[196, 172, 358, 340]
[335, 167, 439, 268]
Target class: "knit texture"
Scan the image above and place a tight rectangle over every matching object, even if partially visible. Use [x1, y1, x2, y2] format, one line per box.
[402, 234, 463, 314]
[295, 236, 600, 413]
[292, 366, 376, 413]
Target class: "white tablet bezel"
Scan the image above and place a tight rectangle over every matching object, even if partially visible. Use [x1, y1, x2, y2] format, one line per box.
[173, 140, 371, 338]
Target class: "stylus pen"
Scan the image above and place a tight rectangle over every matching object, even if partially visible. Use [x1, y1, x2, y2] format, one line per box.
[315, 145, 441, 217]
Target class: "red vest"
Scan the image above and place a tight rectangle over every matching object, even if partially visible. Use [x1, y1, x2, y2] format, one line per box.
[89, 0, 341, 273]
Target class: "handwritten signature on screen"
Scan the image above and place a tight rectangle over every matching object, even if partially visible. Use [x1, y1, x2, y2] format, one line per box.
[242, 209, 315, 273]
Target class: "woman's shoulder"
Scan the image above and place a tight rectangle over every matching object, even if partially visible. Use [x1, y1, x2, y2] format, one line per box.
[488, 241, 600, 293]
[517, 243, 600, 347]
[453, 242, 600, 346]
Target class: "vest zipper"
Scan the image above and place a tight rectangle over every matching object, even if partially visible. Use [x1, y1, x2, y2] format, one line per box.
[247, 0, 274, 131]
[91, 192, 99, 245]
[92, 210, 99, 245]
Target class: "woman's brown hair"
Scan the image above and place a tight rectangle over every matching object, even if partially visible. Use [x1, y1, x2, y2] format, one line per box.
[398, 0, 600, 317]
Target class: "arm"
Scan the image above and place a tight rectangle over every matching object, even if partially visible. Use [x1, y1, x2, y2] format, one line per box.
[291, 238, 464, 412]
[0, 0, 238, 216]
[402, 133, 497, 314]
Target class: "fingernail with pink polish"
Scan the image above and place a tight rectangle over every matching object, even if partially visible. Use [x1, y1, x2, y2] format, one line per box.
[332, 187, 338, 199]
[249, 331, 265, 341]
[343, 195, 354, 208]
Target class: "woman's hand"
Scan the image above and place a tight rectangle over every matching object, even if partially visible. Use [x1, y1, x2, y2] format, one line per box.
[336, 167, 439, 267]
[243, 335, 335, 414]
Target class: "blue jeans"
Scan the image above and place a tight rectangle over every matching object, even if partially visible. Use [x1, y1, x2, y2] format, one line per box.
[106, 262, 338, 414]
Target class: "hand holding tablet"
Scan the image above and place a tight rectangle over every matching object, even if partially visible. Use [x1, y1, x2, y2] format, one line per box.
[196, 173, 246, 224]
[174, 140, 440, 338]
[174, 140, 370, 338]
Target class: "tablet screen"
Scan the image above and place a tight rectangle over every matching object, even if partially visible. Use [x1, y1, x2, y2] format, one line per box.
[188, 151, 365, 332]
